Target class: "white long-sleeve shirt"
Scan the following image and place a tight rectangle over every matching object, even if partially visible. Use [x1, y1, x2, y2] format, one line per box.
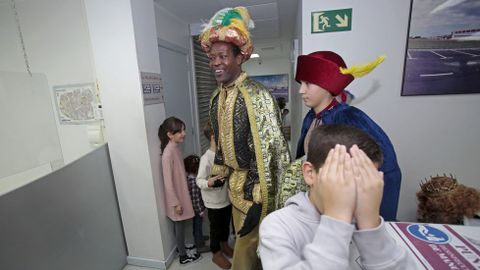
[259, 192, 418, 270]
[196, 149, 230, 209]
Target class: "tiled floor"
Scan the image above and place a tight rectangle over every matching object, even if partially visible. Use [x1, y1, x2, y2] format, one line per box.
[123, 219, 234, 270]
[169, 252, 225, 270]
[122, 251, 225, 270]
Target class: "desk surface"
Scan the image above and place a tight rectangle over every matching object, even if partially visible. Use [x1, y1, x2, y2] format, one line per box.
[386, 222, 480, 269]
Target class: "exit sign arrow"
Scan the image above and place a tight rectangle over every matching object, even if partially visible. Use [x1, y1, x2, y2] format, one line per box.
[335, 14, 348, 27]
[311, 8, 352, 34]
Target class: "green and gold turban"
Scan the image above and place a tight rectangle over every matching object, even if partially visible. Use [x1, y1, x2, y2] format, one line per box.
[200, 7, 255, 61]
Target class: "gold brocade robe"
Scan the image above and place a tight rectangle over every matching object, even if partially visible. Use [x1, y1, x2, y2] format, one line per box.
[209, 72, 291, 223]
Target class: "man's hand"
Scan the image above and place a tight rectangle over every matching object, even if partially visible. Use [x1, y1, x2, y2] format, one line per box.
[312, 144, 356, 224]
[351, 145, 383, 229]
[237, 203, 262, 237]
[174, 205, 183, 216]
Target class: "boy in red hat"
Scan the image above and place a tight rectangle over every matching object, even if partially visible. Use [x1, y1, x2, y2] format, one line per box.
[277, 51, 401, 221]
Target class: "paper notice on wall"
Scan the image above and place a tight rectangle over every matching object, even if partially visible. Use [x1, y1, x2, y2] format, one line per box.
[388, 222, 480, 269]
[53, 83, 99, 124]
[141, 72, 164, 105]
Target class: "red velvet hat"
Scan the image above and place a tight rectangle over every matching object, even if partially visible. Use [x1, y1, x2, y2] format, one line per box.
[295, 51, 354, 96]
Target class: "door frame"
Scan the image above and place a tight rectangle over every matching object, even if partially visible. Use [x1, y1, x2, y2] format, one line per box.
[157, 38, 201, 155]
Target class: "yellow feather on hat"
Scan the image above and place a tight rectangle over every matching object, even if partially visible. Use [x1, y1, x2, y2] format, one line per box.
[340, 55, 386, 78]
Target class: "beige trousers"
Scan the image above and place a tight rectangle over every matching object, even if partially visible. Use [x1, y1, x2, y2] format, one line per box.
[231, 207, 260, 270]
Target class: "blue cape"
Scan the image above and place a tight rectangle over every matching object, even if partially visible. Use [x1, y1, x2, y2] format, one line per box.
[296, 103, 402, 221]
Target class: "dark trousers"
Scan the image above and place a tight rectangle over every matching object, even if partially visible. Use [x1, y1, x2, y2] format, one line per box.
[208, 204, 232, 253]
[193, 214, 204, 246]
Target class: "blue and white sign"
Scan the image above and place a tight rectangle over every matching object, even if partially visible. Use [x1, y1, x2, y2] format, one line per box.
[141, 72, 164, 105]
[407, 224, 450, 244]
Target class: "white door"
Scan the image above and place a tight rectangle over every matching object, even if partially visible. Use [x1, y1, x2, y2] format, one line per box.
[158, 42, 197, 156]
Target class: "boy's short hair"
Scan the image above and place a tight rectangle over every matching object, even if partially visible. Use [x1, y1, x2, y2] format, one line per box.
[307, 124, 383, 170]
[203, 121, 214, 140]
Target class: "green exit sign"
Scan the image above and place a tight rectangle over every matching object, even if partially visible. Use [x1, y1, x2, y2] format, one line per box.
[311, 8, 352, 34]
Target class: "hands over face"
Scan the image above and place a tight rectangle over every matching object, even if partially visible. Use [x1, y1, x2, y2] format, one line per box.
[312, 144, 384, 228]
[350, 145, 383, 229]
[313, 144, 356, 224]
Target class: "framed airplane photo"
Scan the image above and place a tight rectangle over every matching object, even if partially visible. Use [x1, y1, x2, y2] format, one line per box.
[402, 0, 480, 96]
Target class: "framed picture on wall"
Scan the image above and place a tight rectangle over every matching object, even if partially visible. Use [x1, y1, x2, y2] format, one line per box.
[53, 83, 101, 124]
[251, 74, 289, 102]
[401, 0, 480, 96]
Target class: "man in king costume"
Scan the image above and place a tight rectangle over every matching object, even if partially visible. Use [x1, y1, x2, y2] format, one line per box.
[200, 7, 291, 270]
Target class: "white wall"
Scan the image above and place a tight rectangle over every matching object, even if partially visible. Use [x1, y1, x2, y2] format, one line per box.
[290, 0, 304, 156]
[301, 0, 480, 221]
[2, 0, 203, 267]
[244, 57, 290, 76]
[87, 1, 198, 266]
[154, 4, 190, 49]
[84, 0, 170, 268]
[0, 0, 97, 168]
[153, 3, 193, 256]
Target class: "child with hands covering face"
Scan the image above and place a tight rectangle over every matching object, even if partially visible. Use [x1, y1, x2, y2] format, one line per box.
[259, 125, 416, 270]
[311, 144, 382, 229]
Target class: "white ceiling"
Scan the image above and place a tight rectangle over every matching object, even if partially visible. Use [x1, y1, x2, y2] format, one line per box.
[154, 0, 299, 59]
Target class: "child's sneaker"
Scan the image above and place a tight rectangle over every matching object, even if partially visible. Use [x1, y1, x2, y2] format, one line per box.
[179, 253, 201, 265]
[185, 243, 196, 250]
[176, 244, 195, 253]
[190, 252, 201, 261]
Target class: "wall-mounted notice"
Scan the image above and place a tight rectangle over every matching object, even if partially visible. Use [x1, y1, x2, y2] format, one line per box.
[141, 72, 164, 105]
[53, 83, 99, 124]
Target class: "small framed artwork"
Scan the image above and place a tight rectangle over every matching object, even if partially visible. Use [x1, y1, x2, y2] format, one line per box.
[250, 74, 289, 101]
[401, 0, 480, 96]
[53, 83, 100, 124]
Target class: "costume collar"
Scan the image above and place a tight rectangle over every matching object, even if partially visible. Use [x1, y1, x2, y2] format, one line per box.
[221, 72, 247, 90]
[315, 98, 339, 119]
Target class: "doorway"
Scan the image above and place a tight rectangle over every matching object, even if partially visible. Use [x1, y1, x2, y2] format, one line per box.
[158, 39, 198, 156]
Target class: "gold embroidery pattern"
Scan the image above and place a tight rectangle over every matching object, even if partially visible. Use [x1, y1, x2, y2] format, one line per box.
[209, 74, 291, 223]
[239, 84, 269, 219]
[220, 87, 239, 169]
[216, 72, 252, 217]
[211, 164, 230, 178]
[239, 79, 290, 219]
[252, 184, 261, 204]
[275, 158, 306, 209]
[228, 170, 252, 215]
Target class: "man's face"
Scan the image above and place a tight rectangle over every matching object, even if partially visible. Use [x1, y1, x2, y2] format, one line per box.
[208, 42, 243, 85]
